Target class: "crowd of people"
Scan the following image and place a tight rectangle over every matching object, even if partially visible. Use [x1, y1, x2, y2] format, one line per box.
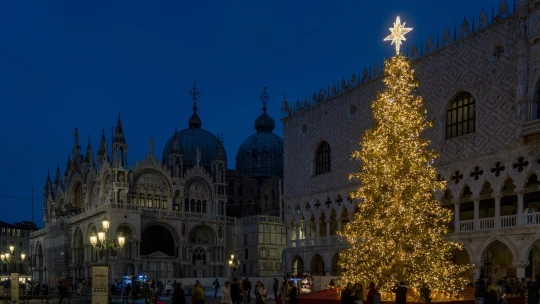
[474, 276, 540, 304]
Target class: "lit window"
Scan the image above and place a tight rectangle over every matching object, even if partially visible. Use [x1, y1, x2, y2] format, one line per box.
[315, 141, 331, 175]
[446, 92, 476, 139]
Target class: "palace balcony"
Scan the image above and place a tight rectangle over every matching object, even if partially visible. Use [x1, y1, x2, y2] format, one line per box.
[455, 212, 540, 232]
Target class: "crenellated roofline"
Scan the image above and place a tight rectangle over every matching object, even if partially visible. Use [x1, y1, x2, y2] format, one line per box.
[281, 0, 515, 121]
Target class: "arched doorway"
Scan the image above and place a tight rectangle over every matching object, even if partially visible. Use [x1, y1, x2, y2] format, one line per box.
[480, 240, 514, 279]
[141, 225, 176, 279]
[291, 256, 304, 275]
[310, 254, 325, 276]
[141, 225, 175, 256]
[524, 238, 540, 278]
[188, 225, 217, 278]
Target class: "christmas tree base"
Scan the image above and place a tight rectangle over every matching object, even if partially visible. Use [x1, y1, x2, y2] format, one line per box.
[297, 288, 481, 304]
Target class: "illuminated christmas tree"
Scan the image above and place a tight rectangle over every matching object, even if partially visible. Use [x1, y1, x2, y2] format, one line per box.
[339, 17, 469, 295]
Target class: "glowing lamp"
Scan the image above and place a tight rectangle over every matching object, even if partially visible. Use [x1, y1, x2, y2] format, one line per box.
[90, 234, 98, 247]
[20, 252, 25, 261]
[101, 217, 110, 231]
[97, 230, 106, 242]
[9, 246, 14, 253]
[117, 233, 125, 248]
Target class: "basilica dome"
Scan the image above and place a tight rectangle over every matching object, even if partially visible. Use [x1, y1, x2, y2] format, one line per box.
[162, 104, 226, 168]
[236, 103, 283, 180]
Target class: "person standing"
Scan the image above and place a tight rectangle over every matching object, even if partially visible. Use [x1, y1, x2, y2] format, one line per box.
[243, 278, 252, 304]
[231, 278, 243, 304]
[193, 282, 205, 304]
[392, 282, 407, 304]
[256, 282, 267, 304]
[221, 282, 233, 304]
[273, 279, 279, 301]
[214, 279, 221, 298]
[365, 282, 381, 304]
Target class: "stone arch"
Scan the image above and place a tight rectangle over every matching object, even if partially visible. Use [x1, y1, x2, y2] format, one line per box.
[310, 253, 325, 276]
[141, 221, 179, 244]
[477, 240, 514, 279]
[72, 227, 84, 248]
[476, 237, 518, 277]
[115, 224, 135, 240]
[518, 232, 540, 261]
[291, 255, 304, 275]
[188, 224, 217, 246]
[132, 168, 174, 196]
[86, 179, 97, 205]
[141, 224, 176, 256]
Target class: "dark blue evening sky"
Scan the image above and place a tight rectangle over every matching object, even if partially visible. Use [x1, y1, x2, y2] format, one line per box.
[0, 0, 502, 227]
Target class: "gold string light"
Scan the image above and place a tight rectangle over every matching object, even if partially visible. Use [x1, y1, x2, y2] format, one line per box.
[339, 18, 470, 296]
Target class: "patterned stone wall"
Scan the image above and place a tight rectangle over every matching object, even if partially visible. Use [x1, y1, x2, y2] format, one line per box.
[283, 15, 518, 206]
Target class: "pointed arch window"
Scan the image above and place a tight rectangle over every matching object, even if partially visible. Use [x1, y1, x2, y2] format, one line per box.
[481, 250, 493, 278]
[315, 141, 331, 175]
[446, 92, 476, 139]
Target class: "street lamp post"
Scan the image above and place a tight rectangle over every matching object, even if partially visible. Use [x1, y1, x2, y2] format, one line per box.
[89, 217, 125, 265]
[228, 253, 240, 278]
[0, 245, 26, 273]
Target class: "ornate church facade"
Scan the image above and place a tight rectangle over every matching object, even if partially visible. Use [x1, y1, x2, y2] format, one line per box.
[29, 87, 285, 283]
[282, 0, 540, 281]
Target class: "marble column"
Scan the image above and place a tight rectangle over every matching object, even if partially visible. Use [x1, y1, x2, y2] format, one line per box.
[517, 189, 524, 226]
[493, 191, 501, 229]
[454, 201, 460, 232]
[513, 260, 529, 279]
[315, 220, 320, 246]
[473, 196, 480, 230]
[472, 261, 484, 282]
[326, 216, 331, 244]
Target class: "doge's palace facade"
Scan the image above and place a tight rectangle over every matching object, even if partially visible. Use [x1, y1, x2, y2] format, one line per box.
[282, 0, 540, 281]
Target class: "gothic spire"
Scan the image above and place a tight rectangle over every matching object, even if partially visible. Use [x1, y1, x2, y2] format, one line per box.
[172, 126, 182, 154]
[72, 127, 82, 160]
[85, 135, 94, 165]
[114, 112, 126, 144]
[98, 128, 109, 160]
[44, 170, 52, 194]
[188, 81, 202, 128]
[64, 154, 71, 177]
[213, 137, 225, 161]
[54, 163, 62, 189]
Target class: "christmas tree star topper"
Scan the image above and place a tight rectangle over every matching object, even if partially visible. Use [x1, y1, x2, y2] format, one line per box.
[384, 16, 412, 55]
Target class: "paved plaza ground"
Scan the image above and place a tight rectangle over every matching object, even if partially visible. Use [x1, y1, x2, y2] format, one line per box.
[21, 293, 279, 304]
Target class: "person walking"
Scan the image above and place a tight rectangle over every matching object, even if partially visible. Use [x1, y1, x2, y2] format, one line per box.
[231, 278, 243, 304]
[273, 279, 279, 300]
[221, 282, 233, 304]
[214, 279, 221, 298]
[527, 277, 540, 304]
[474, 279, 487, 304]
[172, 283, 186, 304]
[58, 276, 70, 304]
[166, 280, 173, 298]
[278, 280, 289, 304]
[193, 281, 205, 304]
[392, 282, 407, 304]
